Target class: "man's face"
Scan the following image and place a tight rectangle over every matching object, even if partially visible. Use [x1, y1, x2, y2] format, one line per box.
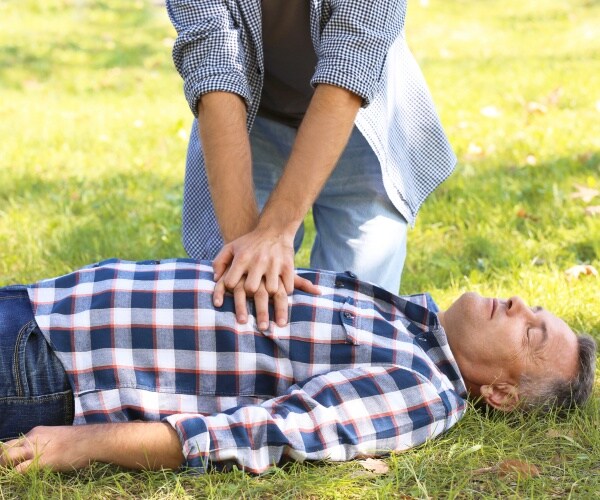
[441, 293, 579, 395]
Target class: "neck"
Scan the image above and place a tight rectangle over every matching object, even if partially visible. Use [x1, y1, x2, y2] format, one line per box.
[436, 309, 479, 396]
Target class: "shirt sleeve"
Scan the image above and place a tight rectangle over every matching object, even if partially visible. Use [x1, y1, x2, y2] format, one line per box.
[164, 365, 466, 473]
[311, 0, 407, 107]
[166, 0, 251, 116]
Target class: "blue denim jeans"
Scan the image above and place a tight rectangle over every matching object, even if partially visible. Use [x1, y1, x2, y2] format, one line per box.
[0, 286, 73, 440]
[251, 115, 408, 293]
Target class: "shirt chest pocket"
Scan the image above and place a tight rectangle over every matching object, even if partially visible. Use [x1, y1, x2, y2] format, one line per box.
[268, 298, 378, 346]
[266, 298, 361, 345]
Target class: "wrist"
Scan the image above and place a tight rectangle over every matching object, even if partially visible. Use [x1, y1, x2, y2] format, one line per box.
[256, 213, 299, 242]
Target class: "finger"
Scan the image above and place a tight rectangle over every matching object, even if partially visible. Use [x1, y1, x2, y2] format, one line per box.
[1, 443, 33, 467]
[212, 278, 227, 308]
[263, 260, 281, 295]
[223, 258, 252, 291]
[15, 459, 34, 474]
[213, 246, 235, 281]
[242, 250, 273, 294]
[254, 282, 270, 331]
[243, 266, 264, 295]
[0, 438, 21, 462]
[273, 281, 289, 327]
[280, 263, 295, 295]
[294, 275, 321, 295]
[245, 264, 281, 296]
[233, 281, 248, 324]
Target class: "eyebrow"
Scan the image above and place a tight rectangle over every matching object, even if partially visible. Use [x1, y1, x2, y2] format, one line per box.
[532, 306, 548, 349]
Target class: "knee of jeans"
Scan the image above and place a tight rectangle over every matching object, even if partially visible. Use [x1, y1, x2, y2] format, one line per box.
[17, 323, 71, 398]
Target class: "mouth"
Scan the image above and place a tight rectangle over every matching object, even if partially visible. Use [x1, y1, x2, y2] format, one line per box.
[490, 298, 497, 319]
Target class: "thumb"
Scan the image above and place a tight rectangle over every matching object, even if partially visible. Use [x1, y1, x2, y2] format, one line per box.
[15, 459, 34, 474]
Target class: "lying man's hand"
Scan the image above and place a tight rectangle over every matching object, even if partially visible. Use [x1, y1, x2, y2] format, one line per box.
[0, 426, 94, 472]
[0, 423, 183, 473]
[212, 227, 320, 329]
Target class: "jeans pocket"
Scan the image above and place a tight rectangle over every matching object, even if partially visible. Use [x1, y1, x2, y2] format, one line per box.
[14, 321, 71, 399]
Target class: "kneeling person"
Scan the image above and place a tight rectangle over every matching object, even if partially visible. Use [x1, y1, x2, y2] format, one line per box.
[0, 259, 595, 473]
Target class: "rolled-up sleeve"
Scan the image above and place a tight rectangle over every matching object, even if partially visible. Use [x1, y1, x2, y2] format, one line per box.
[311, 0, 407, 107]
[166, 0, 251, 116]
[165, 365, 465, 474]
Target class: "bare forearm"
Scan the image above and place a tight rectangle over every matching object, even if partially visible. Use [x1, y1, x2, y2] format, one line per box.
[211, 85, 357, 322]
[1, 422, 184, 472]
[91, 422, 184, 470]
[198, 91, 258, 242]
[259, 84, 362, 236]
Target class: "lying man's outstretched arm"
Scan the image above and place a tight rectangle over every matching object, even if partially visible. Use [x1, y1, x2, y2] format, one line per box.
[0, 366, 464, 474]
[0, 422, 183, 473]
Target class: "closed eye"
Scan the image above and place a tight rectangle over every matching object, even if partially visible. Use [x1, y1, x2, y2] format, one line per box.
[527, 306, 548, 351]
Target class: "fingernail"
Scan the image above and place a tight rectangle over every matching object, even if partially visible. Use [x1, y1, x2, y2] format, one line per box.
[214, 298, 222, 307]
[259, 321, 268, 330]
[277, 319, 286, 327]
[238, 315, 247, 323]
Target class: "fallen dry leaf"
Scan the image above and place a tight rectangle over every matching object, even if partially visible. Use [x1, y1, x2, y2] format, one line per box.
[466, 143, 484, 157]
[516, 208, 540, 221]
[472, 466, 497, 476]
[544, 87, 563, 106]
[480, 105, 502, 118]
[576, 152, 593, 164]
[585, 206, 600, 217]
[498, 459, 540, 478]
[570, 184, 600, 203]
[546, 428, 575, 439]
[525, 101, 548, 114]
[472, 459, 540, 479]
[439, 47, 453, 59]
[565, 265, 599, 280]
[525, 154, 537, 166]
[357, 458, 389, 475]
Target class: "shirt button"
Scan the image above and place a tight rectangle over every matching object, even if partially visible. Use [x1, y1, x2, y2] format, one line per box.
[343, 312, 353, 319]
[335, 280, 344, 288]
[345, 270, 357, 279]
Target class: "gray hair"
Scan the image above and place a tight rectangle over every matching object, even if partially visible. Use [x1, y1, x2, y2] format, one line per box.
[520, 334, 597, 413]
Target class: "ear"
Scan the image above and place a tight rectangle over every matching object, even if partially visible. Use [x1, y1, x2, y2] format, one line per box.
[480, 383, 521, 412]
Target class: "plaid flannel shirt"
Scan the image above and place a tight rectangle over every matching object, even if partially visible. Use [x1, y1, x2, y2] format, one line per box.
[28, 259, 466, 473]
[166, 0, 457, 257]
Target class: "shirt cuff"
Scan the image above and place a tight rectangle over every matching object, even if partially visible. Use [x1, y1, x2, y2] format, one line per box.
[164, 414, 211, 473]
[183, 73, 252, 118]
[311, 61, 379, 108]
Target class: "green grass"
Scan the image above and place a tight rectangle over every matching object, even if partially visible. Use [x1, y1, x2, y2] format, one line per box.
[1, 0, 599, 497]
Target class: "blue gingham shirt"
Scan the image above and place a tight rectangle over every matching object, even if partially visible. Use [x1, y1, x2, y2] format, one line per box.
[166, 0, 457, 258]
[28, 259, 466, 473]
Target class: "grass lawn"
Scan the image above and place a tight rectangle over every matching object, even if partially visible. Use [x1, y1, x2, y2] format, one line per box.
[1, 0, 599, 497]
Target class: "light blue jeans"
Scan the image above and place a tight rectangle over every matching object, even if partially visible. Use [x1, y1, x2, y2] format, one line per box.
[251, 115, 408, 293]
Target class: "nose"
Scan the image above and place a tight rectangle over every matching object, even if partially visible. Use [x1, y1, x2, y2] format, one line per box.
[506, 296, 528, 316]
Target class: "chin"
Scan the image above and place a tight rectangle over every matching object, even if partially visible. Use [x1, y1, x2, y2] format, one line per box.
[454, 291, 483, 308]
[448, 292, 487, 325]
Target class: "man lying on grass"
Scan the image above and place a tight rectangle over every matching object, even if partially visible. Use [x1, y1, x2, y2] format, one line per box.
[0, 259, 596, 474]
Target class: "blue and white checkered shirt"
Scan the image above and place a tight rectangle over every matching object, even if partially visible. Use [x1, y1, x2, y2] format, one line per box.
[28, 259, 466, 473]
[166, 0, 457, 257]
